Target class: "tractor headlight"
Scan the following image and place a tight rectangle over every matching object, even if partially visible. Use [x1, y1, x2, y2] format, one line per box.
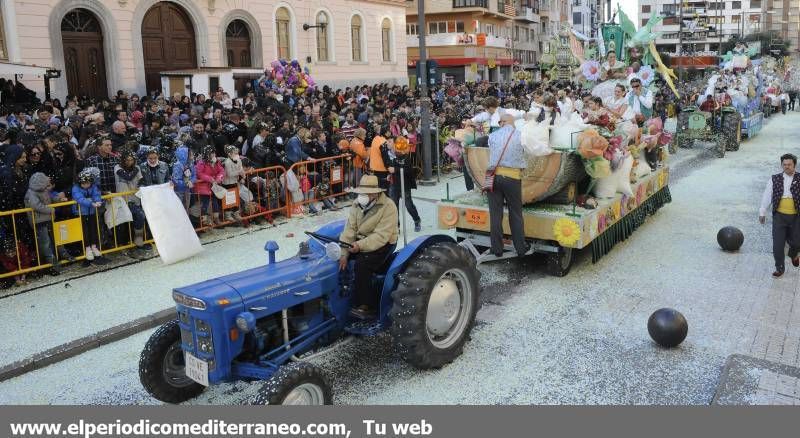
[198, 337, 214, 354]
[195, 319, 210, 334]
[236, 312, 256, 333]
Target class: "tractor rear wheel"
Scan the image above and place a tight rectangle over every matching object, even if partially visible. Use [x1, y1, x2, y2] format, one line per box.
[389, 242, 480, 369]
[252, 362, 332, 405]
[139, 320, 206, 404]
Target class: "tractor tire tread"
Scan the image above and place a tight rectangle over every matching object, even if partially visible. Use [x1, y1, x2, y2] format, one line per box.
[251, 362, 332, 405]
[139, 319, 205, 404]
[389, 242, 480, 369]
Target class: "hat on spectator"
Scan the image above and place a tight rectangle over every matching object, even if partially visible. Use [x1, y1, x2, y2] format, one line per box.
[353, 128, 366, 140]
[349, 175, 383, 194]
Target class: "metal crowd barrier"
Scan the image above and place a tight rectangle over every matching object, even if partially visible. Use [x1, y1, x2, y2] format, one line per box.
[285, 155, 356, 218]
[0, 161, 361, 283]
[0, 190, 154, 280]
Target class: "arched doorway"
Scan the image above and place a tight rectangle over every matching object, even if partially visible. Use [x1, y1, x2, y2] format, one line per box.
[141, 2, 196, 94]
[61, 9, 108, 98]
[226, 20, 251, 67]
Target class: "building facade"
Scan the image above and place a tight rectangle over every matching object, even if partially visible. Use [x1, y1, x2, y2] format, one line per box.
[570, 0, 601, 37]
[406, 0, 571, 83]
[764, 0, 799, 55]
[640, 0, 797, 60]
[0, 0, 408, 99]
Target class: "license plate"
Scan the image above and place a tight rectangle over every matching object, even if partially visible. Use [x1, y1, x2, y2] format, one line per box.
[465, 209, 488, 226]
[184, 352, 209, 386]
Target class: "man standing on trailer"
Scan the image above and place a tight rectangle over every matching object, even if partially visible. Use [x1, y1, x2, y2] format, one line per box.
[486, 114, 528, 258]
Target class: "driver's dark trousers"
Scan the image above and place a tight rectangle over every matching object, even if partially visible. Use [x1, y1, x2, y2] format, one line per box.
[352, 243, 394, 310]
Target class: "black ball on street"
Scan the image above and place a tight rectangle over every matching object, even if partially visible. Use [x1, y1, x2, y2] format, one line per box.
[647, 308, 688, 348]
[717, 226, 744, 252]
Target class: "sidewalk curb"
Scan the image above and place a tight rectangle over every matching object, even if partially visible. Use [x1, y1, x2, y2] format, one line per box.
[0, 308, 173, 383]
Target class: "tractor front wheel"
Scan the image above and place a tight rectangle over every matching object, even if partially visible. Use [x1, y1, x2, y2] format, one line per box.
[139, 320, 206, 404]
[390, 242, 481, 369]
[252, 362, 332, 405]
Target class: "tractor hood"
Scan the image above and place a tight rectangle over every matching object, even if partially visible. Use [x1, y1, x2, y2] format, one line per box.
[174, 221, 347, 314]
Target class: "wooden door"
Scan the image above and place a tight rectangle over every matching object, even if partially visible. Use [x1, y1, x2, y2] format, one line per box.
[141, 2, 197, 94]
[61, 9, 108, 98]
[226, 20, 252, 67]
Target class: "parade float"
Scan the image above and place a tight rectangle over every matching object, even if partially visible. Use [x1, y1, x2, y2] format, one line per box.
[438, 17, 674, 276]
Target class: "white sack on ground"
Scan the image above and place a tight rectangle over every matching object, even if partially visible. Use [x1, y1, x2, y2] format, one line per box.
[139, 183, 203, 265]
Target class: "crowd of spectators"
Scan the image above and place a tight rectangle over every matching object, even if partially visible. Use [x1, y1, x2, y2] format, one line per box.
[0, 75, 641, 287]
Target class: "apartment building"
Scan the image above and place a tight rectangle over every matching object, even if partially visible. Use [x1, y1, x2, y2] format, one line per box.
[570, 0, 603, 37]
[639, 0, 796, 61]
[406, 0, 571, 82]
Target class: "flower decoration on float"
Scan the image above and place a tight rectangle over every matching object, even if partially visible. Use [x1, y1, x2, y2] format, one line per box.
[638, 65, 655, 86]
[612, 200, 621, 221]
[597, 214, 607, 234]
[553, 218, 581, 247]
[581, 60, 602, 82]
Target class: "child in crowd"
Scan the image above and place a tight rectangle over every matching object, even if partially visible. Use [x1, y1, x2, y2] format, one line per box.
[296, 165, 319, 215]
[25, 172, 73, 275]
[0, 237, 32, 287]
[193, 146, 225, 227]
[171, 146, 196, 211]
[72, 168, 106, 263]
[314, 176, 340, 211]
[221, 145, 244, 224]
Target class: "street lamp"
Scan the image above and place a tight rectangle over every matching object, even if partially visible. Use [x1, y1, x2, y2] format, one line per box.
[406, 0, 433, 184]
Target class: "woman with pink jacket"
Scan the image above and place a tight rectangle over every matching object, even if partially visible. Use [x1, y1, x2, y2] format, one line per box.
[193, 146, 225, 226]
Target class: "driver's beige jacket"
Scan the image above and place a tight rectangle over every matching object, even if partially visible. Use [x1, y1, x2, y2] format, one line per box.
[340, 193, 398, 257]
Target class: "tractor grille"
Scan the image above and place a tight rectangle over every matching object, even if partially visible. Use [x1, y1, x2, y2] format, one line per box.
[180, 327, 194, 350]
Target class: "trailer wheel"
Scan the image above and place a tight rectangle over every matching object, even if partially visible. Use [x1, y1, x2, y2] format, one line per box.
[390, 242, 480, 369]
[252, 362, 332, 405]
[139, 320, 206, 404]
[545, 246, 574, 277]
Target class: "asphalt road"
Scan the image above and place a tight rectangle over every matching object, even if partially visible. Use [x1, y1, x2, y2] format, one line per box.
[0, 114, 795, 405]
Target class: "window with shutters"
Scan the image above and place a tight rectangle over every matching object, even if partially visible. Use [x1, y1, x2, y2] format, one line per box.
[351, 15, 363, 62]
[0, 8, 9, 60]
[381, 18, 392, 62]
[276, 7, 291, 59]
[316, 12, 329, 61]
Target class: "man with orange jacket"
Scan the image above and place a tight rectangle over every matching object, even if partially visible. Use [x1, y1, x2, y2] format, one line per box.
[349, 128, 369, 190]
[369, 125, 391, 189]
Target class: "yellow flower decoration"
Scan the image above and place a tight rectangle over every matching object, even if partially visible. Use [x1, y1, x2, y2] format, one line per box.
[612, 201, 621, 220]
[658, 171, 667, 189]
[553, 218, 581, 247]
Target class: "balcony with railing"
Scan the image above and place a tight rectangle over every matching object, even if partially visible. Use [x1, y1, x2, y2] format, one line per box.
[453, 0, 489, 8]
[406, 32, 512, 49]
[515, 6, 538, 22]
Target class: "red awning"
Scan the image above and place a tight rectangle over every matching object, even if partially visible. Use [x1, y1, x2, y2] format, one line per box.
[408, 57, 514, 67]
[670, 56, 718, 68]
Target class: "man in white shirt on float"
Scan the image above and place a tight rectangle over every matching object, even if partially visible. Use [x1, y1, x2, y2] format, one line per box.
[626, 77, 654, 120]
[759, 153, 800, 277]
[468, 96, 526, 133]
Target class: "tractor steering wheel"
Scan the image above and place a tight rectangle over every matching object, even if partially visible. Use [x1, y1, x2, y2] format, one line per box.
[305, 231, 353, 249]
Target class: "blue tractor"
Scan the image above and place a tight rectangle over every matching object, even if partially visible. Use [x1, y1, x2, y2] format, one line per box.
[138, 220, 481, 404]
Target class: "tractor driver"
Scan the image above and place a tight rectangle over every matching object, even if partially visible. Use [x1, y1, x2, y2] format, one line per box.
[339, 174, 399, 320]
